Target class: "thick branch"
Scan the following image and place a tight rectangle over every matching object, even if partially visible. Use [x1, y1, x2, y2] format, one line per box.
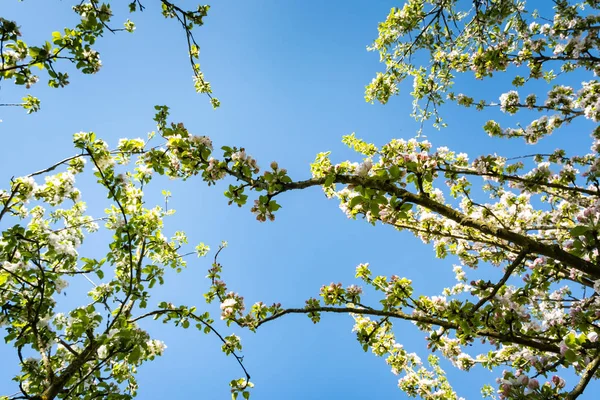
[255, 306, 562, 354]
[39, 341, 100, 400]
[566, 353, 600, 399]
[268, 174, 600, 279]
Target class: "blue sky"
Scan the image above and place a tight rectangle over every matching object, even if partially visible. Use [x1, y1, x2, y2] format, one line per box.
[0, 1, 597, 399]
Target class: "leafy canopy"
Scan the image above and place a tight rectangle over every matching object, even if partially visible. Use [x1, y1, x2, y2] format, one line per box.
[1, 1, 600, 399]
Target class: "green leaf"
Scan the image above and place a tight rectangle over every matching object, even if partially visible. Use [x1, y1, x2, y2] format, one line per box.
[128, 346, 141, 363]
[564, 349, 578, 363]
[565, 332, 577, 348]
[268, 201, 281, 212]
[370, 202, 380, 216]
[400, 203, 412, 212]
[570, 226, 589, 237]
[324, 175, 335, 187]
[349, 196, 364, 209]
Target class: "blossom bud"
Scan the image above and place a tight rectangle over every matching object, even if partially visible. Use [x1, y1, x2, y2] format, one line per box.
[517, 375, 529, 386]
[527, 379, 539, 390]
[559, 341, 568, 355]
[551, 375, 565, 388]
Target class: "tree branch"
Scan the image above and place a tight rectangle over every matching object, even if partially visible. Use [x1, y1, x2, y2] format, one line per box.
[566, 353, 600, 399]
[471, 249, 529, 313]
[238, 173, 600, 280]
[254, 305, 562, 354]
[129, 307, 251, 387]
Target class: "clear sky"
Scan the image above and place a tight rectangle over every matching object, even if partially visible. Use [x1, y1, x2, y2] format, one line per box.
[0, 1, 596, 399]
